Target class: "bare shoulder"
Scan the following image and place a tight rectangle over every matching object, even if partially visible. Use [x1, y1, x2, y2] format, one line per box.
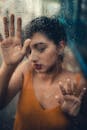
[8, 59, 32, 91]
[15, 59, 32, 75]
[9, 57, 32, 85]
[62, 69, 87, 86]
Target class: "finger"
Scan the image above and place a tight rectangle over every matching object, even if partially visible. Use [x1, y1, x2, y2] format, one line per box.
[67, 78, 73, 95]
[0, 33, 3, 42]
[21, 39, 31, 56]
[63, 95, 75, 102]
[9, 14, 15, 36]
[70, 103, 80, 116]
[16, 17, 22, 39]
[59, 81, 67, 95]
[3, 17, 9, 38]
[72, 81, 79, 96]
[79, 87, 86, 100]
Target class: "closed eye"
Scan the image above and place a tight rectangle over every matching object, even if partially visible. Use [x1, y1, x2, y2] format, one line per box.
[33, 42, 47, 52]
[37, 46, 46, 52]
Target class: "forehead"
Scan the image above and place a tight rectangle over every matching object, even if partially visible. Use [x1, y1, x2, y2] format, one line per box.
[30, 32, 55, 46]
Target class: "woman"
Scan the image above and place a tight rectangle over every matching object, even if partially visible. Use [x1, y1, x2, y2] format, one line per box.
[0, 15, 87, 130]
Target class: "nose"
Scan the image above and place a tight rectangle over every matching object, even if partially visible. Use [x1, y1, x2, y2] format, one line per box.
[32, 58, 38, 63]
[30, 52, 39, 63]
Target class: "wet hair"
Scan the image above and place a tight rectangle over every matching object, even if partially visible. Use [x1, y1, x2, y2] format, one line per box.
[23, 16, 67, 45]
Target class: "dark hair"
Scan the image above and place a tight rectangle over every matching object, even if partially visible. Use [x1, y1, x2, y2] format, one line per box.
[23, 16, 67, 45]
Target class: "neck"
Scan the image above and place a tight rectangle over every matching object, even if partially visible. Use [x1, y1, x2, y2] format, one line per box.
[34, 63, 62, 83]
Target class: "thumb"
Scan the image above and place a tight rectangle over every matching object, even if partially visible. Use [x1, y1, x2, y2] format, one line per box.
[21, 39, 31, 56]
[55, 95, 64, 105]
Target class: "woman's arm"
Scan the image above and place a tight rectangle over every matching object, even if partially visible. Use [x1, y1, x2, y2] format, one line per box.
[0, 14, 31, 109]
[0, 61, 23, 109]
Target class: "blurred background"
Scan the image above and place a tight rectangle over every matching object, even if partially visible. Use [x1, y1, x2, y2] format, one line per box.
[0, 0, 87, 129]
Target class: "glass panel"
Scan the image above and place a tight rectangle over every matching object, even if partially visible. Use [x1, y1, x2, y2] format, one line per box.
[0, 1, 87, 130]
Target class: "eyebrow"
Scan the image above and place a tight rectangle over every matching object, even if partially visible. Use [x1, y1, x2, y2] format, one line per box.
[32, 42, 46, 48]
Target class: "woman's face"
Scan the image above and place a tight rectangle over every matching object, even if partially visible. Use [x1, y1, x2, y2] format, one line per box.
[29, 32, 59, 73]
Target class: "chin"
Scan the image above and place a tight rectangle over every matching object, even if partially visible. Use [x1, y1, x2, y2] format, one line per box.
[34, 68, 47, 73]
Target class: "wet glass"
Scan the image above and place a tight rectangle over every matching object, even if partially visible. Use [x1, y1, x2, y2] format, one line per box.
[0, 0, 87, 130]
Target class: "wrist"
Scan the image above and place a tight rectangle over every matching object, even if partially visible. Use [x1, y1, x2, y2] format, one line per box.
[63, 108, 80, 118]
[3, 62, 17, 68]
[1, 62, 17, 74]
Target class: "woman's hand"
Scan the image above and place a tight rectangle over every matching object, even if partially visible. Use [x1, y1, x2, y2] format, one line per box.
[0, 14, 31, 66]
[56, 79, 86, 116]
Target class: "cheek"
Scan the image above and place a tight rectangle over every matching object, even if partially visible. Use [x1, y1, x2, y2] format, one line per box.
[42, 49, 57, 63]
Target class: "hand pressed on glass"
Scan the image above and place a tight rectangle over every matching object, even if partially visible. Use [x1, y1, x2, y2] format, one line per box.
[0, 14, 31, 66]
[56, 79, 86, 116]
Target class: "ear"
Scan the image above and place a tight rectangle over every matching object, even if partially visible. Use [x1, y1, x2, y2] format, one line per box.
[59, 40, 66, 48]
[56, 40, 65, 55]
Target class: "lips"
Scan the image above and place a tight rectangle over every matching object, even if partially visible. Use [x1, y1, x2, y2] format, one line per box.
[33, 64, 42, 70]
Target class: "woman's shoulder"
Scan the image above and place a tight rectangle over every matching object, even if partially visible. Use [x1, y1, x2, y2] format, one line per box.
[62, 69, 87, 86]
[16, 59, 33, 74]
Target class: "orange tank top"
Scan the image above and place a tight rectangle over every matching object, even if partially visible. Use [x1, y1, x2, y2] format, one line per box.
[13, 70, 69, 130]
